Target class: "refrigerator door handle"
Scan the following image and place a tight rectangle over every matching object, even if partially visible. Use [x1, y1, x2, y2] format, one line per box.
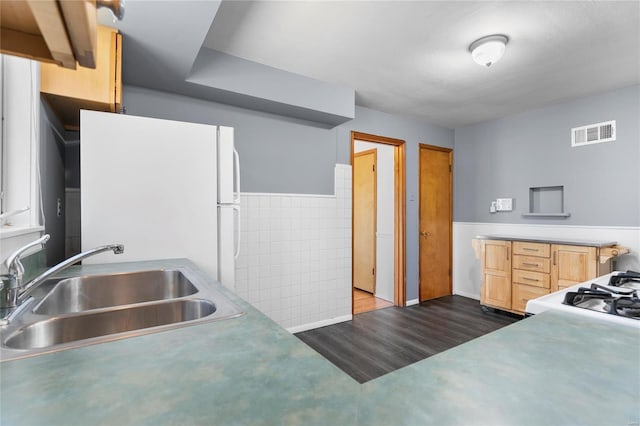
[233, 205, 241, 260]
[233, 149, 241, 204]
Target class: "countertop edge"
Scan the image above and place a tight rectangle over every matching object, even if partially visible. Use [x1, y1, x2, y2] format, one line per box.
[473, 234, 617, 247]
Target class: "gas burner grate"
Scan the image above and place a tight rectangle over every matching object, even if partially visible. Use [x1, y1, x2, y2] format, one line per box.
[609, 270, 640, 287]
[563, 286, 640, 320]
[603, 298, 640, 318]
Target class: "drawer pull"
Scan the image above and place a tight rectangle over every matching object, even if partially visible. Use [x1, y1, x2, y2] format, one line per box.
[523, 248, 538, 252]
[522, 262, 539, 267]
[523, 277, 540, 282]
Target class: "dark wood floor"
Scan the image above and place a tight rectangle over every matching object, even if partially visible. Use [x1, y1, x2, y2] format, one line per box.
[295, 295, 520, 383]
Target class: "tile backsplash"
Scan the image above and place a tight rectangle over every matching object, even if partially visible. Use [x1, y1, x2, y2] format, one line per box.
[21, 249, 47, 282]
[235, 165, 352, 330]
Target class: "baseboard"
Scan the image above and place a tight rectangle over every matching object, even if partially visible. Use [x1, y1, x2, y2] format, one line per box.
[406, 298, 420, 306]
[286, 314, 352, 334]
[453, 290, 480, 301]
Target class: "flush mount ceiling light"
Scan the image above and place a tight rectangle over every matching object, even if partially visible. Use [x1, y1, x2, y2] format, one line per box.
[469, 34, 509, 67]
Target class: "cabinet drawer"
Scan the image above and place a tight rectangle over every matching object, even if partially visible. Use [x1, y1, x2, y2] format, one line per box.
[513, 269, 550, 288]
[513, 255, 550, 273]
[513, 241, 550, 258]
[512, 284, 549, 313]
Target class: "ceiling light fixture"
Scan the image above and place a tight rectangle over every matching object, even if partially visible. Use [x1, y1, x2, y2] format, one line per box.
[469, 34, 509, 67]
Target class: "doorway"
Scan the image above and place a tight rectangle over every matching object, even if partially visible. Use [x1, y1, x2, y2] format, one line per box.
[418, 144, 452, 301]
[351, 131, 405, 314]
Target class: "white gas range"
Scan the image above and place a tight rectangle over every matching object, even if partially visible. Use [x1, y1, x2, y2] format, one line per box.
[526, 271, 640, 328]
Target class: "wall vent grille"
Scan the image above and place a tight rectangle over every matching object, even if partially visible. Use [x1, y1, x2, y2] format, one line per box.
[571, 120, 616, 147]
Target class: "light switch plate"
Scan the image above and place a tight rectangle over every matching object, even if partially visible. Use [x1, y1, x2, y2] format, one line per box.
[496, 198, 513, 211]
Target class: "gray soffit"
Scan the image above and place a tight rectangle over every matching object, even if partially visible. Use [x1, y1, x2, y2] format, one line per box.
[187, 49, 355, 126]
[99, 1, 354, 127]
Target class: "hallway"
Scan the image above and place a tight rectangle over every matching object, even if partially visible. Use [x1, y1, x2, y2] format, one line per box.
[353, 288, 393, 314]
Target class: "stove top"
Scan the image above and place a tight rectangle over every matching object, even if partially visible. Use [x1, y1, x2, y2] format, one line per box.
[562, 280, 640, 319]
[526, 271, 640, 328]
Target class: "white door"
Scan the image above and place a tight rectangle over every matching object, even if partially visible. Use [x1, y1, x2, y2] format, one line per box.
[80, 110, 220, 281]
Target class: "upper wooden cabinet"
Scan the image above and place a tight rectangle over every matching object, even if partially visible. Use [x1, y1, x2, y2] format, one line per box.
[1, 0, 98, 69]
[40, 25, 122, 130]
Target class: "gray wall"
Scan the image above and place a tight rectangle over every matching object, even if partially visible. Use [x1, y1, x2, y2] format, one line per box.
[123, 85, 337, 195]
[64, 143, 80, 189]
[121, 85, 455, 301]
[40, 101, 66, 266]
[454, 85, 640, 226]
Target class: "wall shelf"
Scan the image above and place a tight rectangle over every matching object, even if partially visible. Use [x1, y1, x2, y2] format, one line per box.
[524, 185, 570, 218]
[521, 212, 571, 218]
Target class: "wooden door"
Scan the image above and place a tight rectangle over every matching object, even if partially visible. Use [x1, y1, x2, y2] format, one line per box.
[418, 145, 452, 301]
[551, 244, 597, 291]
[481, 240, 512, 309]
[353, 149, 377, 293]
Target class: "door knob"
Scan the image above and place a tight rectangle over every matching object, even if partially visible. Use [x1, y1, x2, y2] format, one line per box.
[420, 231, 430, 237]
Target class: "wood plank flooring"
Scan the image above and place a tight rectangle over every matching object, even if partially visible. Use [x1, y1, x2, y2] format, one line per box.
[295, 295, 520, 383]
[353, 288, 394, 314]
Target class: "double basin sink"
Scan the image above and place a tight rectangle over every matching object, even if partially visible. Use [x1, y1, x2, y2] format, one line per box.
[1, 268, 243, 361]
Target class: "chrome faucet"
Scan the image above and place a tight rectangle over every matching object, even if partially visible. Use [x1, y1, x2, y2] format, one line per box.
[1, 234, 50, 310]
[0, 234, 124, 315]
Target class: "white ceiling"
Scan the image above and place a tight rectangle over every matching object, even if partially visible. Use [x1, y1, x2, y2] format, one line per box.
[204, 1, 640, 129]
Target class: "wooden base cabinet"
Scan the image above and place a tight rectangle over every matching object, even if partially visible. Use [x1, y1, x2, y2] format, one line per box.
[473, 238, 627, 316]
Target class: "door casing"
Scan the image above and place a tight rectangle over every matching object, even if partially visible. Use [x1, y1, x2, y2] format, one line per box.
[350, 131, 406, 312]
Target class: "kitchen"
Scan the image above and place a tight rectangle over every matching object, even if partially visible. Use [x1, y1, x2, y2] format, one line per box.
[1, 1, 639, 424]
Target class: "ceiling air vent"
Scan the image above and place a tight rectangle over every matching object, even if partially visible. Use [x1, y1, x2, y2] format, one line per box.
[571, 120, 616, 147]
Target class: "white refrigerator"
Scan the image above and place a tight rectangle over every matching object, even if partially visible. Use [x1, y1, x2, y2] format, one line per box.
[80, 110, 240, 289]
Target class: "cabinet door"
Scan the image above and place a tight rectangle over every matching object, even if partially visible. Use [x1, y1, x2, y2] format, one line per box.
[481, 240, 512, 309]
[551, 245, 597, 291]
[40, 25, 121, 129]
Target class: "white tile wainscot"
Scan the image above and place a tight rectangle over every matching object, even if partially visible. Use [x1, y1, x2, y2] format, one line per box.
[235, 165, 353, 331]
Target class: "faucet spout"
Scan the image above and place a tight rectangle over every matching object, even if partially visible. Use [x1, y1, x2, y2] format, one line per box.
[18, 244, 124, 302]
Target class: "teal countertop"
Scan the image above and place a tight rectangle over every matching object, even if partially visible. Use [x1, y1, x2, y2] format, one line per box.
[2, 259, 639, 425]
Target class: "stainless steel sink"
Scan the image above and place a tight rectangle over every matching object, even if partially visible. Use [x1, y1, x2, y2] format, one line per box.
[0, 267, 243, 361]
[5, 299, 216, 350]
[33, 270, 198, 314]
